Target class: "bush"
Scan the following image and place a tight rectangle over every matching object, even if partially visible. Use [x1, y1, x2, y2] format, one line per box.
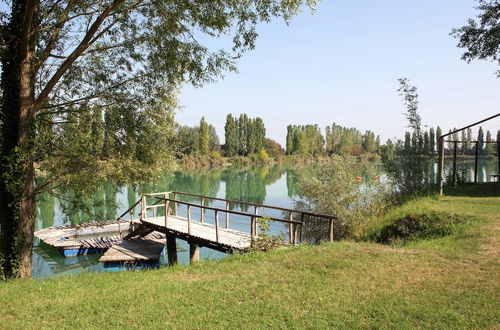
[369, 211, 476, 245]
[257, 148, 269, 163]
[296, 155, 392, 240]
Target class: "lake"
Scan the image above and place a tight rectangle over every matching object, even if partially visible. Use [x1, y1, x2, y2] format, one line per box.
[33, 157, 498, 278]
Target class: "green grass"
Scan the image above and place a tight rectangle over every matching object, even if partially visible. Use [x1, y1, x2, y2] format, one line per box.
[1, 186, 499, 328]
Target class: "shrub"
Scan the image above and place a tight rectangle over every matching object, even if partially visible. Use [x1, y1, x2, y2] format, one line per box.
[296, 155, 392, 240]
[369, 211, 477, 245]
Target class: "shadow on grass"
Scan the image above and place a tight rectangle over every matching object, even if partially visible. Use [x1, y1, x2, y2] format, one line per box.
[443, 182, 500, 197]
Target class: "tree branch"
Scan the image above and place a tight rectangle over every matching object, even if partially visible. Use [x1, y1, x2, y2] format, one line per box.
[34, 0, 126, 113]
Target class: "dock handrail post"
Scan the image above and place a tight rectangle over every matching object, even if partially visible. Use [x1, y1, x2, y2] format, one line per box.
[215, 210, 219, 242]
[140, 195, 145, 220]
[201, 197, 205, 222]
[173, 192, 177, 216]
[250, 217, 255, 246]
[187, 205, 191, 235]
[289, 212, 293, 243]
[253, 206, 258, 238]
[225, 201, 229, 228]
[164, 199, 168, 228]
[329, 217, 334, 242]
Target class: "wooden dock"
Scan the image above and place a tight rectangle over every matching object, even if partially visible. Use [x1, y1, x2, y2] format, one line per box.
[34, 191, 338, 268]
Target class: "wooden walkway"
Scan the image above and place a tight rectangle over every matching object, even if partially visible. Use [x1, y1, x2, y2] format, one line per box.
[141, 216, 252, 252]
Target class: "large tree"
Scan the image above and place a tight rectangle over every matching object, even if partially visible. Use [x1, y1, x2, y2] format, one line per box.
[451, 0, 500, 77]
[0, 0, 316, 279]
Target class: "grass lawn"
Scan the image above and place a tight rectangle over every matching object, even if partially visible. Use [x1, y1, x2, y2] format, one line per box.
[1, 185, 499, 328]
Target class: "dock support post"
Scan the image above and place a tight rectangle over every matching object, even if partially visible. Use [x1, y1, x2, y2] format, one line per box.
[166, 235, 177, 266]
[189, 243, 199, 264]
[289, 212, 293, 243]
[474, 141, 479, 183]
[329, 218, 334, 242]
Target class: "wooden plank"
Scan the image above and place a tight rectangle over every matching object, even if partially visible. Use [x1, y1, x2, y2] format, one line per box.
[141, 215, 252, 250]
[99, 240, 165, 262]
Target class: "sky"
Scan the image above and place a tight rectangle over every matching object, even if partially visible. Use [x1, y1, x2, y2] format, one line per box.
[176, 0, 500, 146]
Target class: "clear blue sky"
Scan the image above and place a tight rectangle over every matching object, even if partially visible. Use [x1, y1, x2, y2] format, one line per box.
[177, 0, 500, 146]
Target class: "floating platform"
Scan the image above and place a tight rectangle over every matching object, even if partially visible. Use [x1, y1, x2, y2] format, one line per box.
[34, 220, 163, 257]
[99, 239, 166, 271]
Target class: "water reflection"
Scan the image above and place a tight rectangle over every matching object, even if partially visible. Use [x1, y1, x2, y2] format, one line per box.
[33, 159, 498, 278]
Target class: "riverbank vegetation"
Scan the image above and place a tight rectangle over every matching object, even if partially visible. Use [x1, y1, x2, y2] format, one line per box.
[1, 185, 498, 327]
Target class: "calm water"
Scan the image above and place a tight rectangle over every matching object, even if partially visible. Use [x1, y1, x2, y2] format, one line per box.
[33, 158, 498, 278]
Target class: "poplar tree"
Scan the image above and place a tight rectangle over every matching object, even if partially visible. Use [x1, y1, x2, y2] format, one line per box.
[429, 127, 436, 154]
[478, 127, 485, 154]
[199, 117, 209, 155]
[485, 130, 495, 154]
[224, 114, 238, 156]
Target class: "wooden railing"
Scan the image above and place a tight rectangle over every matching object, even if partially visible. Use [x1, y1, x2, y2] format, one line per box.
[168, 191, 338, 243]
[149, 196, 305, 244]
[114, 198, 142, 238]
[139, 191, 338, 244]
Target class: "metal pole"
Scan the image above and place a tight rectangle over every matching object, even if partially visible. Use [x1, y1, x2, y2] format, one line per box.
[225, 201, 229, 228]
[497, 141, 500, 181]
[453, 141, 457, 185]
[289, 212, 294, 243]
[474, 141, 479, 183]
[438, 136, 445, 194]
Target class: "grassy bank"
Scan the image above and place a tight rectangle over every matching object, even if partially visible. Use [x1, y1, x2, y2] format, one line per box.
[1, 186, 499, 328]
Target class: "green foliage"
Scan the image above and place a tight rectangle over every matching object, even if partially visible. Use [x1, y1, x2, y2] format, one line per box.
[451, 0, 500, 77]
[296, 156, 392, 239]
[2, 191, 498, 327]
[263, 138, 284, 157]
[387, 78, 434, 198]
[369, 211, 479, 245]
[286, 124, 324, 155]
[381, 139, 394, 162]
[198, 117, 209, 156]
[224, 114, 266, 156]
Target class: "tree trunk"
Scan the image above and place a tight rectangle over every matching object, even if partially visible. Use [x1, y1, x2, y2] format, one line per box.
[0, 0, 39, 279]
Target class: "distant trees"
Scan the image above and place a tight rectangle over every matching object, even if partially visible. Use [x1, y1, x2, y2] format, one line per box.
[175, 118, 220, 157]
[224, 114, 266, 156]
[286, 125, 324, 155]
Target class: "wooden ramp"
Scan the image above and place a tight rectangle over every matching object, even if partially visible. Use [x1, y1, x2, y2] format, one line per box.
[99, 239, 165, 262]
[141, 216, 252, 253]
